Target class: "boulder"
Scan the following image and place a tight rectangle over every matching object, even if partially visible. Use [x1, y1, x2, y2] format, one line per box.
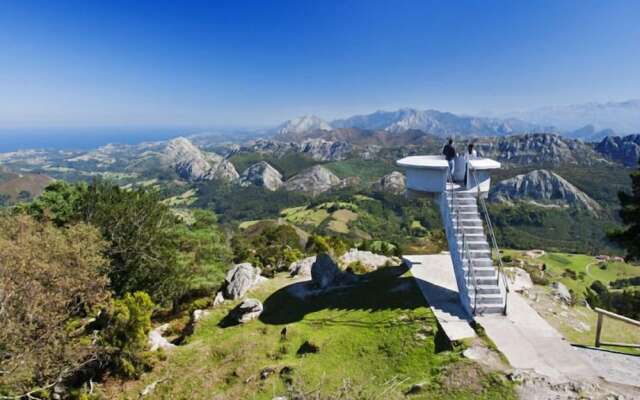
[283, 165, 342, 196]
[508, 267, 534, 292]
[551, 282, 572, 304]
[239, 161, 283, 191]
[148, 323, 176, 352]
[192, 309, 210, 323]
[339, 249, 400, 271]
[213, 291, 225, 306]
[311, 254, 357, 289]
[289, 256, 316, 277]
[228, 298, 263, 324]
[223, 263, 262, 300]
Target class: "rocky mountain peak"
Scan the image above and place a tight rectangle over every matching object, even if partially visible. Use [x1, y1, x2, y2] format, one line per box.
[277, 115, 332, 136]
[239, 161, 283, 191]
[163, 137, 238, 182]
[283, 165, 342, 196]
[595, 134, 640, 167]
[489, 169, 602, 214]
[373, 171, 406, 194]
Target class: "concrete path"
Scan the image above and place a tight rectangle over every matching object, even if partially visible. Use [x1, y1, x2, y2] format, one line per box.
[406, 253, 600, 384]
[477, 292, 599, 383]
[404, 253, 477, 341]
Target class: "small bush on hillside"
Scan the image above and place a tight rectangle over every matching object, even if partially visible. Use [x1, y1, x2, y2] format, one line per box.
[562, 268, 578, 280]
[501, 255, 513, 263]
[99, 292, 155, 378]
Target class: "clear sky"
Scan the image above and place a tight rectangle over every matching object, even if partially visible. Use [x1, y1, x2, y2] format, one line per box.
[1, 0, 639, 128]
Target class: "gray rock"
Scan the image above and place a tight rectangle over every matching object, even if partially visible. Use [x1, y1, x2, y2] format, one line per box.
[229, 298, 263, 323]
[595, 134, 640, 167]
[148, 323, 176, 352]
[339, 249, 400, 271]
[373, 171, 406, 194]
[490, 169, 601, 214]
[551, 282, 572, 304]
[163, 137, 239, 182]
[311, 254, 357, 289]
[284, 165, 342, 196]
[213, 291, 225, 306]
[289, 256, 316, 277]
[223, 263, 263, 300]
[239, 161, 283, 191]
[192, 309, 210, 323]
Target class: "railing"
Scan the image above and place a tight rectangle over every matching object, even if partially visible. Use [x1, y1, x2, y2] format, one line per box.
[445, 168, 478, 314]
[471, 168, 509, 315]
[594, 307, 640, 349]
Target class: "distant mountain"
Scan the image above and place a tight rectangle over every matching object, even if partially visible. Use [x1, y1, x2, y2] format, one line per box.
[489, 169, 602, 215]
[473, 133, 606, 166]
[503, 100, 640, 134]
[283, 165, 342, 196]
[276, 115, 332, 136]
[595, 134, 640, 167]
[331, 108, 549, 137]
[162, 137, 238, 182]
[565, 125, 616, 143]
[238, 161, 283, 191]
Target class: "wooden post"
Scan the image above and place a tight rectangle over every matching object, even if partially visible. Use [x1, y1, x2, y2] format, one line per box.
[595, 312, 603, 348]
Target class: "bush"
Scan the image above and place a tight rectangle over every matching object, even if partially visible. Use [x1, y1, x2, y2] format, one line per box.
[0, 215, 110, 397]
[501, 255, 513, 263]
[100, 292, 155, 378]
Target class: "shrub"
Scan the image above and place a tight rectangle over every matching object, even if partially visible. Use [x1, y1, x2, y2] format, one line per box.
[99, 292, 155, 378]
[0, 215, 110, 397]
[501, 255, 513, 263]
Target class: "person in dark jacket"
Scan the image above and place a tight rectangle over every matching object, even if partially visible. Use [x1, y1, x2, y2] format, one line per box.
[442, 138, 456, 180]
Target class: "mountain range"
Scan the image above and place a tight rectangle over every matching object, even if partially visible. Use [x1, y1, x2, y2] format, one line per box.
[275, 100, 640, 140]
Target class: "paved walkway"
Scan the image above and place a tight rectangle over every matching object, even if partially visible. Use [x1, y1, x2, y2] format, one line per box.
[406, 253, 599, 383]
[574, 346, 640, 387]
[405, 253, 477, 341]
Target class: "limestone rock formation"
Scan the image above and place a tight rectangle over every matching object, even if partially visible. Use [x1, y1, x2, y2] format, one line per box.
[311, 254, 357, 289]
[223, 263, 263, 300]
[489, 169, 602, 214]
[284, 165, 342, 196]
[373, 171, 406, 194]
[163, 137, 239, 182]
[228, 298, 263, 324]
[239, 161, 283, 191]
[339, 249, 400, 271]
[148, 323, 176, 352]
[289, 256, 317, 277]
[595, 134, 640, 167]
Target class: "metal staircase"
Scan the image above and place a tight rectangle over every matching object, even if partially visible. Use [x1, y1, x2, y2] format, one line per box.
[441, 170, 508, 316]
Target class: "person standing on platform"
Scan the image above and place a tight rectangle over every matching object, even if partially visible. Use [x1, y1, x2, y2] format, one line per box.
[464, 143, 478, 186]
[442, 138, 457, 181]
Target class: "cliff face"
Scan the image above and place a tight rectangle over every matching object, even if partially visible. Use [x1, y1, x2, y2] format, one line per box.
[595, 134, 640, 167]
[489, 169, 602, 214]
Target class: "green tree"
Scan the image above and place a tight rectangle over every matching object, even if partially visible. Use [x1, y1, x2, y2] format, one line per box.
[609, 159, 640, 261]
[19, 180, 87, 225]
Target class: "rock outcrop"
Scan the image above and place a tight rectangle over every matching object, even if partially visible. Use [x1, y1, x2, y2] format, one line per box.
[223, 263, 265, 300]
[148, 324, 176, 351]
[339, 249, 400, 271]
[227, 298, 263, 324]
[311, 254, 357, 289]
[276, 115, 332, 136]
[489, 169, 602, 214]
[289, 256, 317, 278]
[373, 171, 406, 194]
[595, 134, 640, 167]
[163, 137, 239, 182]
[239, 161, 283, 191]
[284, 165, 342, 196]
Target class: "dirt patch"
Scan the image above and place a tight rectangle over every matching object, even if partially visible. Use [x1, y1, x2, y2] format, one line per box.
[440, 361, 485, 394]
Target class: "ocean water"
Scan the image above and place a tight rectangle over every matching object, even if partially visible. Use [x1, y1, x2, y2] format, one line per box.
[0, 127, 195, 152]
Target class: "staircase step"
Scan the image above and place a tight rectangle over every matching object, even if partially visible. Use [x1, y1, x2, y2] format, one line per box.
[461, 257, 493, 266]
[457, 241, 490, 250]
[468, 284, 501, 295]
[462, 265, 496, 276]
[474, 304, 506, 315]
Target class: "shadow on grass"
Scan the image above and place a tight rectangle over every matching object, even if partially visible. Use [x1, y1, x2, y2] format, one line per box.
[259, 264, 460, 331]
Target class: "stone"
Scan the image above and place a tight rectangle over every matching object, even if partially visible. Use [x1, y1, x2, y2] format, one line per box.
[192, 309, 210, 323]
[213, 291, 225, 306]
[551, 282, 572, 304]
[223, 263, 262, 300]
[310, 254, 356, 289]
[148, 323, 176, 352]
[228, 298, 263, 324]
[339, 248, 400, 271]
[260, 367, 276, 380]
[508, 267, 534, 292]
[289, 256, 316, 277]
[283, 165, 342, 196]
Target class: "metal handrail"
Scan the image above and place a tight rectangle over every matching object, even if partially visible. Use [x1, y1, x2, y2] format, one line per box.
[445, 168, 478, 314]
[471, 168, 509, 315]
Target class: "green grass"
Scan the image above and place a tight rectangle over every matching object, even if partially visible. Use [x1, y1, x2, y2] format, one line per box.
[113, 271, 516, 399]
[325, 159, 396, 184]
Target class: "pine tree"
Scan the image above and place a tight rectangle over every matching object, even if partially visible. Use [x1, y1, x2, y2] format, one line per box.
[609, 159, 640, 261]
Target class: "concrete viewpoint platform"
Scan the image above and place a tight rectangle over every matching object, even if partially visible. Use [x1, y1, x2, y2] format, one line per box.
[406, 253, 599, 383]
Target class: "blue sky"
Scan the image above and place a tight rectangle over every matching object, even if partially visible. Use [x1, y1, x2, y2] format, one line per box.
[1, 0, 639, 128]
